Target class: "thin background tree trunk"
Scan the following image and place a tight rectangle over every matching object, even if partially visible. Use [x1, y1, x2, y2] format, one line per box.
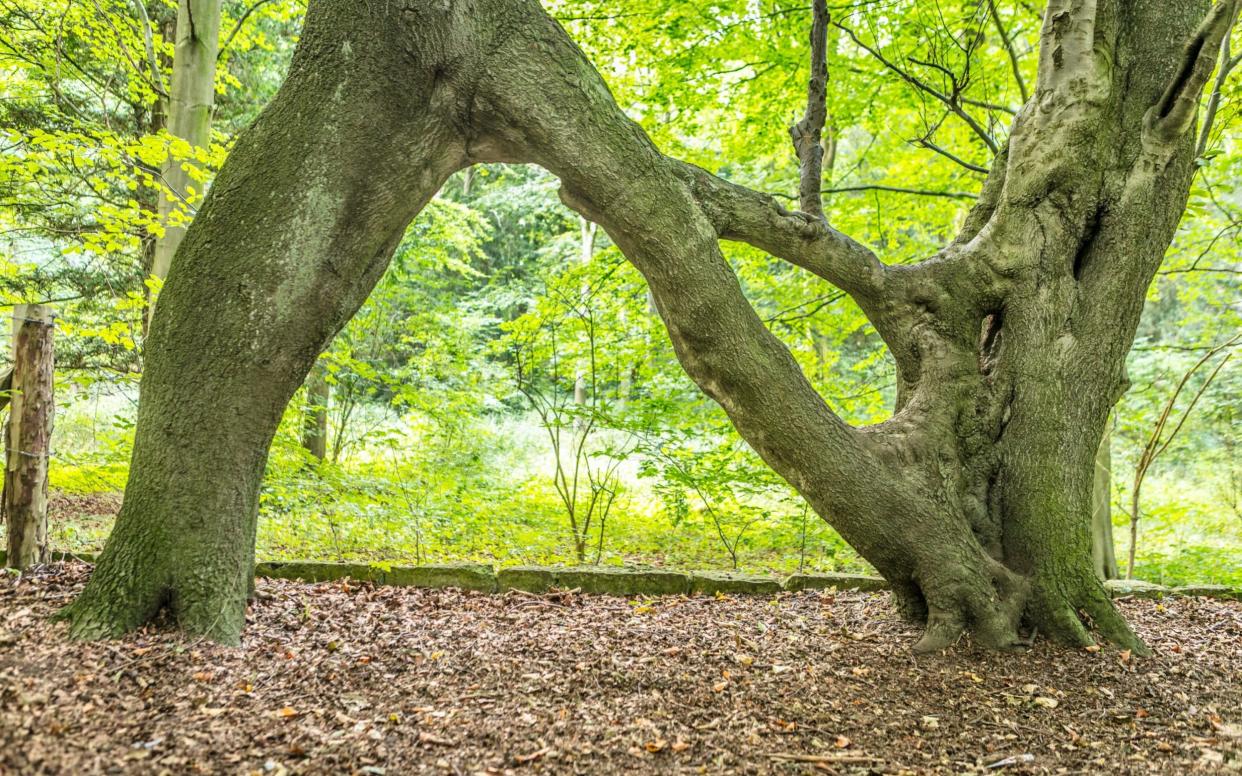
[301, 361, 329, 461]
[149, 0, 222, 316]
[1091, 417, 1118, 581]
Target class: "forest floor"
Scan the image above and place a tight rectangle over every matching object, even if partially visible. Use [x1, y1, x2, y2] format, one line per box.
[1, 563, 1239, 775]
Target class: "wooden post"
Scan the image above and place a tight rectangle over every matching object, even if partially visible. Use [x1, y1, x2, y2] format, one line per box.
[3, 304, 54, 570]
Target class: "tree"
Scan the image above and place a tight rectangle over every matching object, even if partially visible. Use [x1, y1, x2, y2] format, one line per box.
[59, 0, 1241, 651]
[149, 0, 223, 304]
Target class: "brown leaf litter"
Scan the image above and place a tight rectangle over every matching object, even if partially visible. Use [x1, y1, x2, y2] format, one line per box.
[0, 562, 1238, 774]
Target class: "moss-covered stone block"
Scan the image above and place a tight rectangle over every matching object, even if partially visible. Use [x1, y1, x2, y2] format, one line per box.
[783, 572, 888, 593]
[383, 562, 496, 592]
[689, 571, 783, 596]
[496, 566, 690, 596]
[555, 567, 690, 596]
[1104, 579, 1168, 599]
[1170, 584, 1240, 601]
[496, 566, 559, 593]
[255, 561, 382, 584]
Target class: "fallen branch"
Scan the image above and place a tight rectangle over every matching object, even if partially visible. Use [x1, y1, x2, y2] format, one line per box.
[767, 752, 882, 764]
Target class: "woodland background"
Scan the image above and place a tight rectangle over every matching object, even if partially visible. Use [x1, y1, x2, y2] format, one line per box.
[0, 0, 1238, 585]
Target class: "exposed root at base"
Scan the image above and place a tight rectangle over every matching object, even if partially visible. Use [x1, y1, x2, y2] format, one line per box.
[911, 558, 1031, 654]
[54, 586, 167, 642]
[1026, 577, 1150, 656]
[54, 563, 248, 647]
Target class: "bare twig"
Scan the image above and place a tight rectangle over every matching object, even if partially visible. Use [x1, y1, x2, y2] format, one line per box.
[1127, 333, 1239, 577]
[218, 0, 278, 59]
[129, 0, 168, 98]
[834, 19, 999, 154]
[986, 0, 1029, 102]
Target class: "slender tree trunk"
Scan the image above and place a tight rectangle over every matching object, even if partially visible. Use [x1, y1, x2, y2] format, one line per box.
[149, 0, 222, 318]
[63, 0, 1238, 650]
[300, 361, 329, 461]
[1092, 417, 1118, 580]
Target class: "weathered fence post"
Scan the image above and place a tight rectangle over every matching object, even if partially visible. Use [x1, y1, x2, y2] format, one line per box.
[3, 304, 54, 570]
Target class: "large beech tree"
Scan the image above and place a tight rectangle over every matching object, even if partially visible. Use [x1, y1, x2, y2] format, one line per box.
[60, 0, 1239, 651]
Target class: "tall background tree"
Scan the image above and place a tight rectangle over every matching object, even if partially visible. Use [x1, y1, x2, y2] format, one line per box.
[149, 0, 223, 304]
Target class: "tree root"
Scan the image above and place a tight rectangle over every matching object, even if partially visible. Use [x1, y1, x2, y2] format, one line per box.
[1027, 574, 1150, 655]
[55, 578, 167, 642]
[911, 559, 1031, 654]
[55, 544, 249, 646]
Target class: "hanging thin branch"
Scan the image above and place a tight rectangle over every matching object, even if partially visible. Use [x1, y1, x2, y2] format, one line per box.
[834, 19, 999, 155]
[218, 0, 278, 60]
[914, 134, 991, 174]
[986, 0, 1029, 103]
[130, 0, 169, 98]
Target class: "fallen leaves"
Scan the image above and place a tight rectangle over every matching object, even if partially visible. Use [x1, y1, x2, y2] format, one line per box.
[1, 562, 1238, 776]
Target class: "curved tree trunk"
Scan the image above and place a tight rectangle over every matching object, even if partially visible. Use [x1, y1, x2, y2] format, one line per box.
[62, 0, 1239, 649]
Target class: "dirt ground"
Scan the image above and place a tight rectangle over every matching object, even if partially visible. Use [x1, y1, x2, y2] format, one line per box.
[0, 562, 1238, 775]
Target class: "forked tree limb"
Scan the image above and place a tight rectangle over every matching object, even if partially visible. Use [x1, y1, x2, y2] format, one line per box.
[674, 162, 886, 302]
[1148, 0, 1242, 143]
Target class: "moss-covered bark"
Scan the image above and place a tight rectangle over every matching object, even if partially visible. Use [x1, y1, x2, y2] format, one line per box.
[62, 0, 1239, 650]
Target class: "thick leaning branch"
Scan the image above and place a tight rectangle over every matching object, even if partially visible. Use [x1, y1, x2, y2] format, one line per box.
[1195, 27, 1240, 158]
[674, 163, 886, 302]
[473, 5, 1043, 652]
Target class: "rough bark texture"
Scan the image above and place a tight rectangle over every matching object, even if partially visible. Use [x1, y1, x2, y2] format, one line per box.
[149, 0, 222, 295]
[3, 305, 54, 570]
[63, 0, 1239, 650]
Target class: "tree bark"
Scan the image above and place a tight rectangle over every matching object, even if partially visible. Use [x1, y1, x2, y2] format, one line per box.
[149, 0, 222, 317]
[63, 0, 1239, 651]
[3, 305, 54, 571]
